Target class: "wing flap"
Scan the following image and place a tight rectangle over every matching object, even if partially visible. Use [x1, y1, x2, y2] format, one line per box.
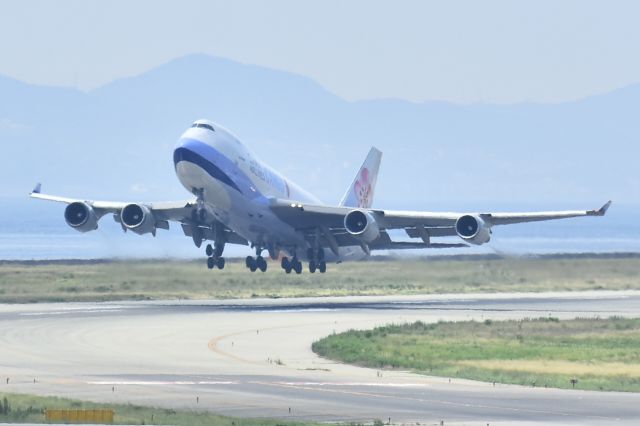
[180, 223, 248, 246]
[270, 199, 461, 230]
[370, 241, 468, 250]
[404, 226, 457, 239]
[270, 201, 351, 229]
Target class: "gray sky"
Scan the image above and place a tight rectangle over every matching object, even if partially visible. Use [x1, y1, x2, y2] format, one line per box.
[1, 0, 639, 103]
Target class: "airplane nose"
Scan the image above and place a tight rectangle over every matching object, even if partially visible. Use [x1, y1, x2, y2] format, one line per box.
[173, 143, 191, 168]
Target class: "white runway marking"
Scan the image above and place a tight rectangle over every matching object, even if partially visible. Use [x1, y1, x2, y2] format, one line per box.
[20, 309, 124, 316]
[273, 381, 432, 388]
[88, 380, 238, 386]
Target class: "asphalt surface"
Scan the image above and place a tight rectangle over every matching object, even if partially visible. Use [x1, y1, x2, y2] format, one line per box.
[1, 291, 640, 425]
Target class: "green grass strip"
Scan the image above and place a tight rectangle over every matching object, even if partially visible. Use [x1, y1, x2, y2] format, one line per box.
[312, 317, 640, 392]
[0, 256, 639, 303]
[0, 392, 332, 425]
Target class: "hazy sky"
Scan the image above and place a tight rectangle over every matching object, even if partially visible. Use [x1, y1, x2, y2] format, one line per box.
[1, 0, 639, 103]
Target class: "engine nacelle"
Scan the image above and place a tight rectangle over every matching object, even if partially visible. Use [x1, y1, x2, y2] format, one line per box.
[121, 203, 157, 235]
[64, 202, 98, 232]
[455, 214, 491, 245]
[344, 209, 380, 243]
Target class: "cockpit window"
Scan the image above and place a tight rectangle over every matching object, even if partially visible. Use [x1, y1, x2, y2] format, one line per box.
[191, 123, 215, 132]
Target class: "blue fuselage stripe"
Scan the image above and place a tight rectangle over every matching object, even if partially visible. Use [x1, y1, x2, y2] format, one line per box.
[173, 147, 242, 193]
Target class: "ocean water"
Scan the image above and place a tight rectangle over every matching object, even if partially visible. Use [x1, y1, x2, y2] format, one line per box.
[1, 199, 639, 260]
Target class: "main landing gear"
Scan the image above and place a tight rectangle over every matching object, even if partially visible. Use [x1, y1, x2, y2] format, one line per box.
[307, 248, 327, 274]
[280, 256, 302, 274]
[246, 247, 268, 272]
[280, 248, 326, 274]
[235, 245, 327, 274]
[205, 243, 225, 270]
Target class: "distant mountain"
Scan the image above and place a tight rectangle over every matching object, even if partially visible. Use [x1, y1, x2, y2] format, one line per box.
[1, 54, 637, 209]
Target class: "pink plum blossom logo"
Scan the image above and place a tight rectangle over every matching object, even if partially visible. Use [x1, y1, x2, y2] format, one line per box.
[354, 168, 372, 208]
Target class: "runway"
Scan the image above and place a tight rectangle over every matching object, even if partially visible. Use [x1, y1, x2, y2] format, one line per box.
[1, 291, 640, 425]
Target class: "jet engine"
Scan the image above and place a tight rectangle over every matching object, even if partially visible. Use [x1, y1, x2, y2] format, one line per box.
[121, 203, 157, 235]
[344, 209, 380, 243]
[455, 214, 491, 245]
[64, 202, 98, 232]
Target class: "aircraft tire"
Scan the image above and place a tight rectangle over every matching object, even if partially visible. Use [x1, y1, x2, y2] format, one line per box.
[309, 260, 316, 273]
[205, 244, 214, 257]
[217, 257, 225, 270]
[319, 261, 326, 273]
[281, 257, 290, 270]
[207, 257, 215, 270]
[247, 256, 258, 272]
[257, 256, 267, 272]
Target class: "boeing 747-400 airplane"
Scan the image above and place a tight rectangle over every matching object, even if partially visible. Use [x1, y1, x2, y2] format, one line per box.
[31, 119, 611, 274]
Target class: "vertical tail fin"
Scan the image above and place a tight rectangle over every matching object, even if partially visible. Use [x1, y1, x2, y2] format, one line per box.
[339, 147, 382, 208]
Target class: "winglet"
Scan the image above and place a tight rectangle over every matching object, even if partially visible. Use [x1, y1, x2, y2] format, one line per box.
[31, 183, 42, 194]
[589, 200, 612, 216]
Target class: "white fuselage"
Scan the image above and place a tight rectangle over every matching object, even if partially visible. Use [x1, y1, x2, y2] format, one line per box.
[173, 120, 362, 260]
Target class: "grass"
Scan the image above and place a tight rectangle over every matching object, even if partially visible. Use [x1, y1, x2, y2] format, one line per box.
[311, 317, 640, 392]
[0, 255, 638, 303]
[0, 392, 343, 425]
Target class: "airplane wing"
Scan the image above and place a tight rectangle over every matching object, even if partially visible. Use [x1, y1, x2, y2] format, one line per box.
[30, 184, 248, 247]
[269, 199, 612, 254]
[31, 182, 610, 255]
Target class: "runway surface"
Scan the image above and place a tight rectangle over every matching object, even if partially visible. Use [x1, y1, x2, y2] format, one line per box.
[1, 291, 640, 425]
